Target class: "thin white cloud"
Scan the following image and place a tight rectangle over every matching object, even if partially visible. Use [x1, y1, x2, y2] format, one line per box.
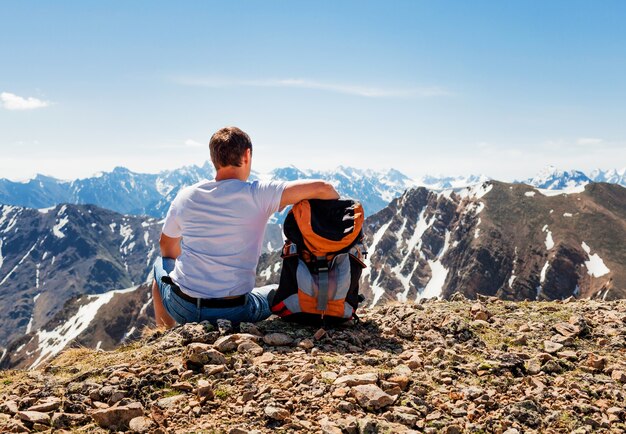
[173, 76, 452, 98]
[184, 139, 206, 148]
[0, 92, 50, 110]
[576, 137, 603, 146]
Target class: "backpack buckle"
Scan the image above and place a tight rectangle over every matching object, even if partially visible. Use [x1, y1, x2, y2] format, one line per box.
[314, 256, 329, 273]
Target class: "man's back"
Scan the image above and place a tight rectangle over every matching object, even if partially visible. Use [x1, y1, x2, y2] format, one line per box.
[162, 178, 285, 298]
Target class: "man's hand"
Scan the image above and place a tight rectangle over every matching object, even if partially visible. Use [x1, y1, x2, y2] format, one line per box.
[160, 233, 182, 259]
[279, 180, 339, 210]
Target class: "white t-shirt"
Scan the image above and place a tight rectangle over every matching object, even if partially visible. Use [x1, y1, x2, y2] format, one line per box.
[161, 178, 287, 298]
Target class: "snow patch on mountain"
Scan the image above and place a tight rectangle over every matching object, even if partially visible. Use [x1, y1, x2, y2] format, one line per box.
[52, 215, 69, 238]
[365, 220, 392, 307]
[536, 184, 587, 196]
[418, 230, 450, 300]
[542, 226, 554, 250]
[30, 285, 139, 369]
[581, 242, 610, 278]
[0, 243, 36, 286]
[459, 182, 493, 199]
[394, 209, 436, 302]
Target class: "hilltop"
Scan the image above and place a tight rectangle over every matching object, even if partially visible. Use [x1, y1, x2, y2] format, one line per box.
[1, 297, 625, 433]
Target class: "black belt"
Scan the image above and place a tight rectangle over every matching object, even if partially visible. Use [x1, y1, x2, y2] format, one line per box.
[161, 276, 246, 308]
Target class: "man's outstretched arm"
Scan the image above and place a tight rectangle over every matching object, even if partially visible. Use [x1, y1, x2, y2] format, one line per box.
[279, 180, 339, 210]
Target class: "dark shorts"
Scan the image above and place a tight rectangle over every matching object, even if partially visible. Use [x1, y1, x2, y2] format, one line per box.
[152, 256, 275, 325]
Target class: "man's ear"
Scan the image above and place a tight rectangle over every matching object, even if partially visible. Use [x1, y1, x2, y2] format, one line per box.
[242, 148, 252, 165]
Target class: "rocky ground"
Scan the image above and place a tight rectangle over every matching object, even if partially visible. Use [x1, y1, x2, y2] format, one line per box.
[1, 296, 625, 433]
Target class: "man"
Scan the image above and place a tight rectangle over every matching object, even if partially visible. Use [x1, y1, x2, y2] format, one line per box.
[152, 126, 339, 328]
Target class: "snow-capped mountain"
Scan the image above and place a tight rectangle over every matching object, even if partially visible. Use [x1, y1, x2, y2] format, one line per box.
[0, 163, 415, 219]
[524, 165, 592, 190]
[0, 203, 161, 353]
[258, 181, 626, 306]
[523, 166, 626, 190]
[0, 162, 216, 218]
[416, 174, 491, 190]
[590, 168, 626, 185]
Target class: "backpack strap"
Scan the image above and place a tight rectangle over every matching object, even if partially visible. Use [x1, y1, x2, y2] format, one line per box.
[315, 256, 330, 312]
[348, 242, 368, 267]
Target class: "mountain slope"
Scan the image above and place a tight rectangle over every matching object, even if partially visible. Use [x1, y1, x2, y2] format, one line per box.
[0, 204, 160, 348]
[1, 283, 154, 370]
[257, 182, 626, 305]
[362, 181, 626, 305]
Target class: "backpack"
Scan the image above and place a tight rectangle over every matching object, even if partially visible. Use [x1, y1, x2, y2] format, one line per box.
[270, 199, 368, 326]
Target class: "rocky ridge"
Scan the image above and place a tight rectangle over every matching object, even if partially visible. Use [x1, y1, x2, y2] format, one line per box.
[1, 297, 625, 433]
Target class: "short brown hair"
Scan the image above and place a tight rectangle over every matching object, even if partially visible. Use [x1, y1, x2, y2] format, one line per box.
[209, 126, 252, 169]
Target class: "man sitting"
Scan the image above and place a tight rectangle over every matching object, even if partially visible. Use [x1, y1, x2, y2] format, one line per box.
[151, 126, 339, 328]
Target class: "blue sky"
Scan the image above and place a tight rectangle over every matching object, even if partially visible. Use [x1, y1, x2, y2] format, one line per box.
[1, 1, 625, 181]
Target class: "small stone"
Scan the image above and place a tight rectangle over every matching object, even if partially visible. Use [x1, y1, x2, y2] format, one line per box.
[196, 379, 213, 398]
[179, 369, 194, 380]
[50, 412, 89, 428]
[129, 416, 155, 433]
[156, 394, 186, 409]
[543, 340, 563, 354]
[216, 318, 233, 335]
[239, 322, 262, 336]
[554, 322, 580, 337]
[185, 343, 227, 366]
[333, 372, 378, 387]
[513, 334, 527, 346]
[2, 419, 30, 433]
[542, 360, 563, 374]
[550, 334, 573, 345]
[0, 400, 18, 415]
[321, 371, 338, 382]
[204, 364, 226, 376]
[18, 411, 51, 425]
[314, 328, 326, 340]
[470, 303, 491, 321]
[387, 375, 410, 391]
[264, 405, 289, 421]
[263, 333, 294, 346]
[298, 339, 314, 349]
[237, 340, 264, 356]
[254, 352, 275, 364]
[586, 354, 607, 371]
[612, 370, 626, 383]
[295, 372, 314, 384]
[172, 381, 194, 392]
[443, 425, 463, 434]
[90, 402, 144, 430]
[351, 384, 396, 411]
[28, 397, 62, 412]
[557, 350, 578, 360]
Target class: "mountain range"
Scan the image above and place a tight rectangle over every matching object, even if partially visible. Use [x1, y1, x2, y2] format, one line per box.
[1, 162, 626, 370]
[523, 166, 626, 190]
[0, 163, 418, 219]
[3, 163, 623, 221]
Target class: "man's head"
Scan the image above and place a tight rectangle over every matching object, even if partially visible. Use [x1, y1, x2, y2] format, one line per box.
[209, 127, 253, 177]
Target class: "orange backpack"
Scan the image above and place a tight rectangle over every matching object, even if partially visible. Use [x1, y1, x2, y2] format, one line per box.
[270, 199, 367, 325]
